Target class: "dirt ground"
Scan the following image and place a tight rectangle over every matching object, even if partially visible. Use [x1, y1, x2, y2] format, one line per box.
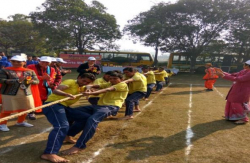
[1, 73, 250, 163]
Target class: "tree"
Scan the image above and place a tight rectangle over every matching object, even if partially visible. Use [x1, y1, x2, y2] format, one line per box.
[225, 0, 250, 63]
[125, 0, 235, 71]
[160, 0, 235, 72]
[30, 0, 121, 54]
[0, 14, 48, 56]
[124, 3, 172, 65]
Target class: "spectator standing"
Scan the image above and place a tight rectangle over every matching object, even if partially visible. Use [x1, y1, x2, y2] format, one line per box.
[77, 57, 101, 76]
[0, 56, 41, 131]
[50, 57, 62, 90]
[26, 56, 36, 66]
[27, 56, 56, 120]
[56, 58, 71, 76]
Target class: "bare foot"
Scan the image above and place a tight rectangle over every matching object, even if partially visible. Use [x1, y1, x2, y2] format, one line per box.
[62, 147, 82, 155]
[144, 98, 149, 101]
[118, 116, 134, 120]
[41, 154, 69, 163]
[133, 109, 141, 112]
[151, 91, 157, 94]
[64, 136, 76, 144]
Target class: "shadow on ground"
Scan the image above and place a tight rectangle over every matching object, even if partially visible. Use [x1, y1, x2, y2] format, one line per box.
[107, 119, 236, 161]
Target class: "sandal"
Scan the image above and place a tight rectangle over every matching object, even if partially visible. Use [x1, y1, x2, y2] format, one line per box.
[234, 120, 247, 125]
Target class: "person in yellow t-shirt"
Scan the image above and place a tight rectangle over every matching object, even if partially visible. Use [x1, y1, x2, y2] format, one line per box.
[121, 67, 147, 120]
[165, 69, 173, 86]
[142, 66, 156, 100]
[88, 71, 112, 105]
[62, 71, 128, 155]
[154, 67, 167, 93]
[41, 73, 95, 163]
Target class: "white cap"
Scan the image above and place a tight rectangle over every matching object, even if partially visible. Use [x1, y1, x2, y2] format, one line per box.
[56, 58, 67, 63]
[39, 56, 51, 63]
[245, 60, 250, 65]
[51, 57, 57, 62]
[10, 55, 26, 62]
[88, 57, 96, 61]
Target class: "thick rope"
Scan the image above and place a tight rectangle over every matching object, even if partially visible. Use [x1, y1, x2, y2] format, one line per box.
[0, 94, 83, 123]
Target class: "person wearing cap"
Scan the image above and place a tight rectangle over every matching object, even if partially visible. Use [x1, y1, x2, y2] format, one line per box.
[0, 55, 41, 131]
[216, 60, 250, 125]
[50, 57, 62, 90]
[77, 57, 101, 76]
[203, 63, 218, 91]
[56, 58, 71, 76]
[27, 56, 56, 120]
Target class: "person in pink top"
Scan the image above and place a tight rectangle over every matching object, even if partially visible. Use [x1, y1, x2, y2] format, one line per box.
[216, 60, 250, 124]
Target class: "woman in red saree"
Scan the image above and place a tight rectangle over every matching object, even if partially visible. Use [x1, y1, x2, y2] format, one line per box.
[0, 55, 41, 131]
[216, 60, 250, 124]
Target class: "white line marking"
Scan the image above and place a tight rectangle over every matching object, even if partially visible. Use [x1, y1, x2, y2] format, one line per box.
[171, 83, 231, 87]
[185, 84, 194, 160]
[84, 145, 108, 163]
[0, 127, 52, 155]
[83, 85, 171, 163]
[213, 87, 224, 98]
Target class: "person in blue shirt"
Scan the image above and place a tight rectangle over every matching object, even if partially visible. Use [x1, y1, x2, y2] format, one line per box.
[0, 56, 12, 68]
[33, 56, 39, 64]
[26, 56, 36, 66]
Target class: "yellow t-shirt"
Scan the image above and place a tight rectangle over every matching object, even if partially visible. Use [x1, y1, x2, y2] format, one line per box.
[97, 82, 128, 108]
[128, 72, 147, 94]
[46, 79, 85, 107]
[89, 77, 109, 98]
[155, 70, 167, 81]
[164, 70, 169, 77]
[145, 71, 156, 84]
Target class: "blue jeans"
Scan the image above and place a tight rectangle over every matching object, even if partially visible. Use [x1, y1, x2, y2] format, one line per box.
[67, 105, 119, 149]
[125, 92, 146, 116]
[156, 81, 164, 91]
[145, 83, 156, 98]
[164, 77, 170, 85]
[42, 103, 90, 154]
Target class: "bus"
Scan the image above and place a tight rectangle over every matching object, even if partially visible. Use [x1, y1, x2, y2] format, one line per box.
[167, 53, 238, 72]
[59, 49, 154, 68]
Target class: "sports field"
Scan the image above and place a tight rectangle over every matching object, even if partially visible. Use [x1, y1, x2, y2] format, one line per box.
[1, 73, 250, 163]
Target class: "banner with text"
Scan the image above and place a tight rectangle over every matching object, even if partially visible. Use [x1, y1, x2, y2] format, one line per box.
[59, 54, 102, 68]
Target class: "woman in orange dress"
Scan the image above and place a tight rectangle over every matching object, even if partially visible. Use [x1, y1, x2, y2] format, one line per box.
[0, 55, 41, 132]
[203, 63, 218, 91]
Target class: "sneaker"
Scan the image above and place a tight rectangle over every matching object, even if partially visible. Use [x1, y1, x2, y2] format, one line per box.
[27, 113, 36, 120]
[0, 124, 10, 132]
[16, 122, 34, 127]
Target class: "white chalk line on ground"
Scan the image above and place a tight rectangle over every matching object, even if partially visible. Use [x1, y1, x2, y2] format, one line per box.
[171, 83, 231, 87]
[185, 84, 194, 161]
[83, 86, 170, 163]
[172, 83, 226, 98]
[0, 127, 52, 155]
[213, 87, 225, 98]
